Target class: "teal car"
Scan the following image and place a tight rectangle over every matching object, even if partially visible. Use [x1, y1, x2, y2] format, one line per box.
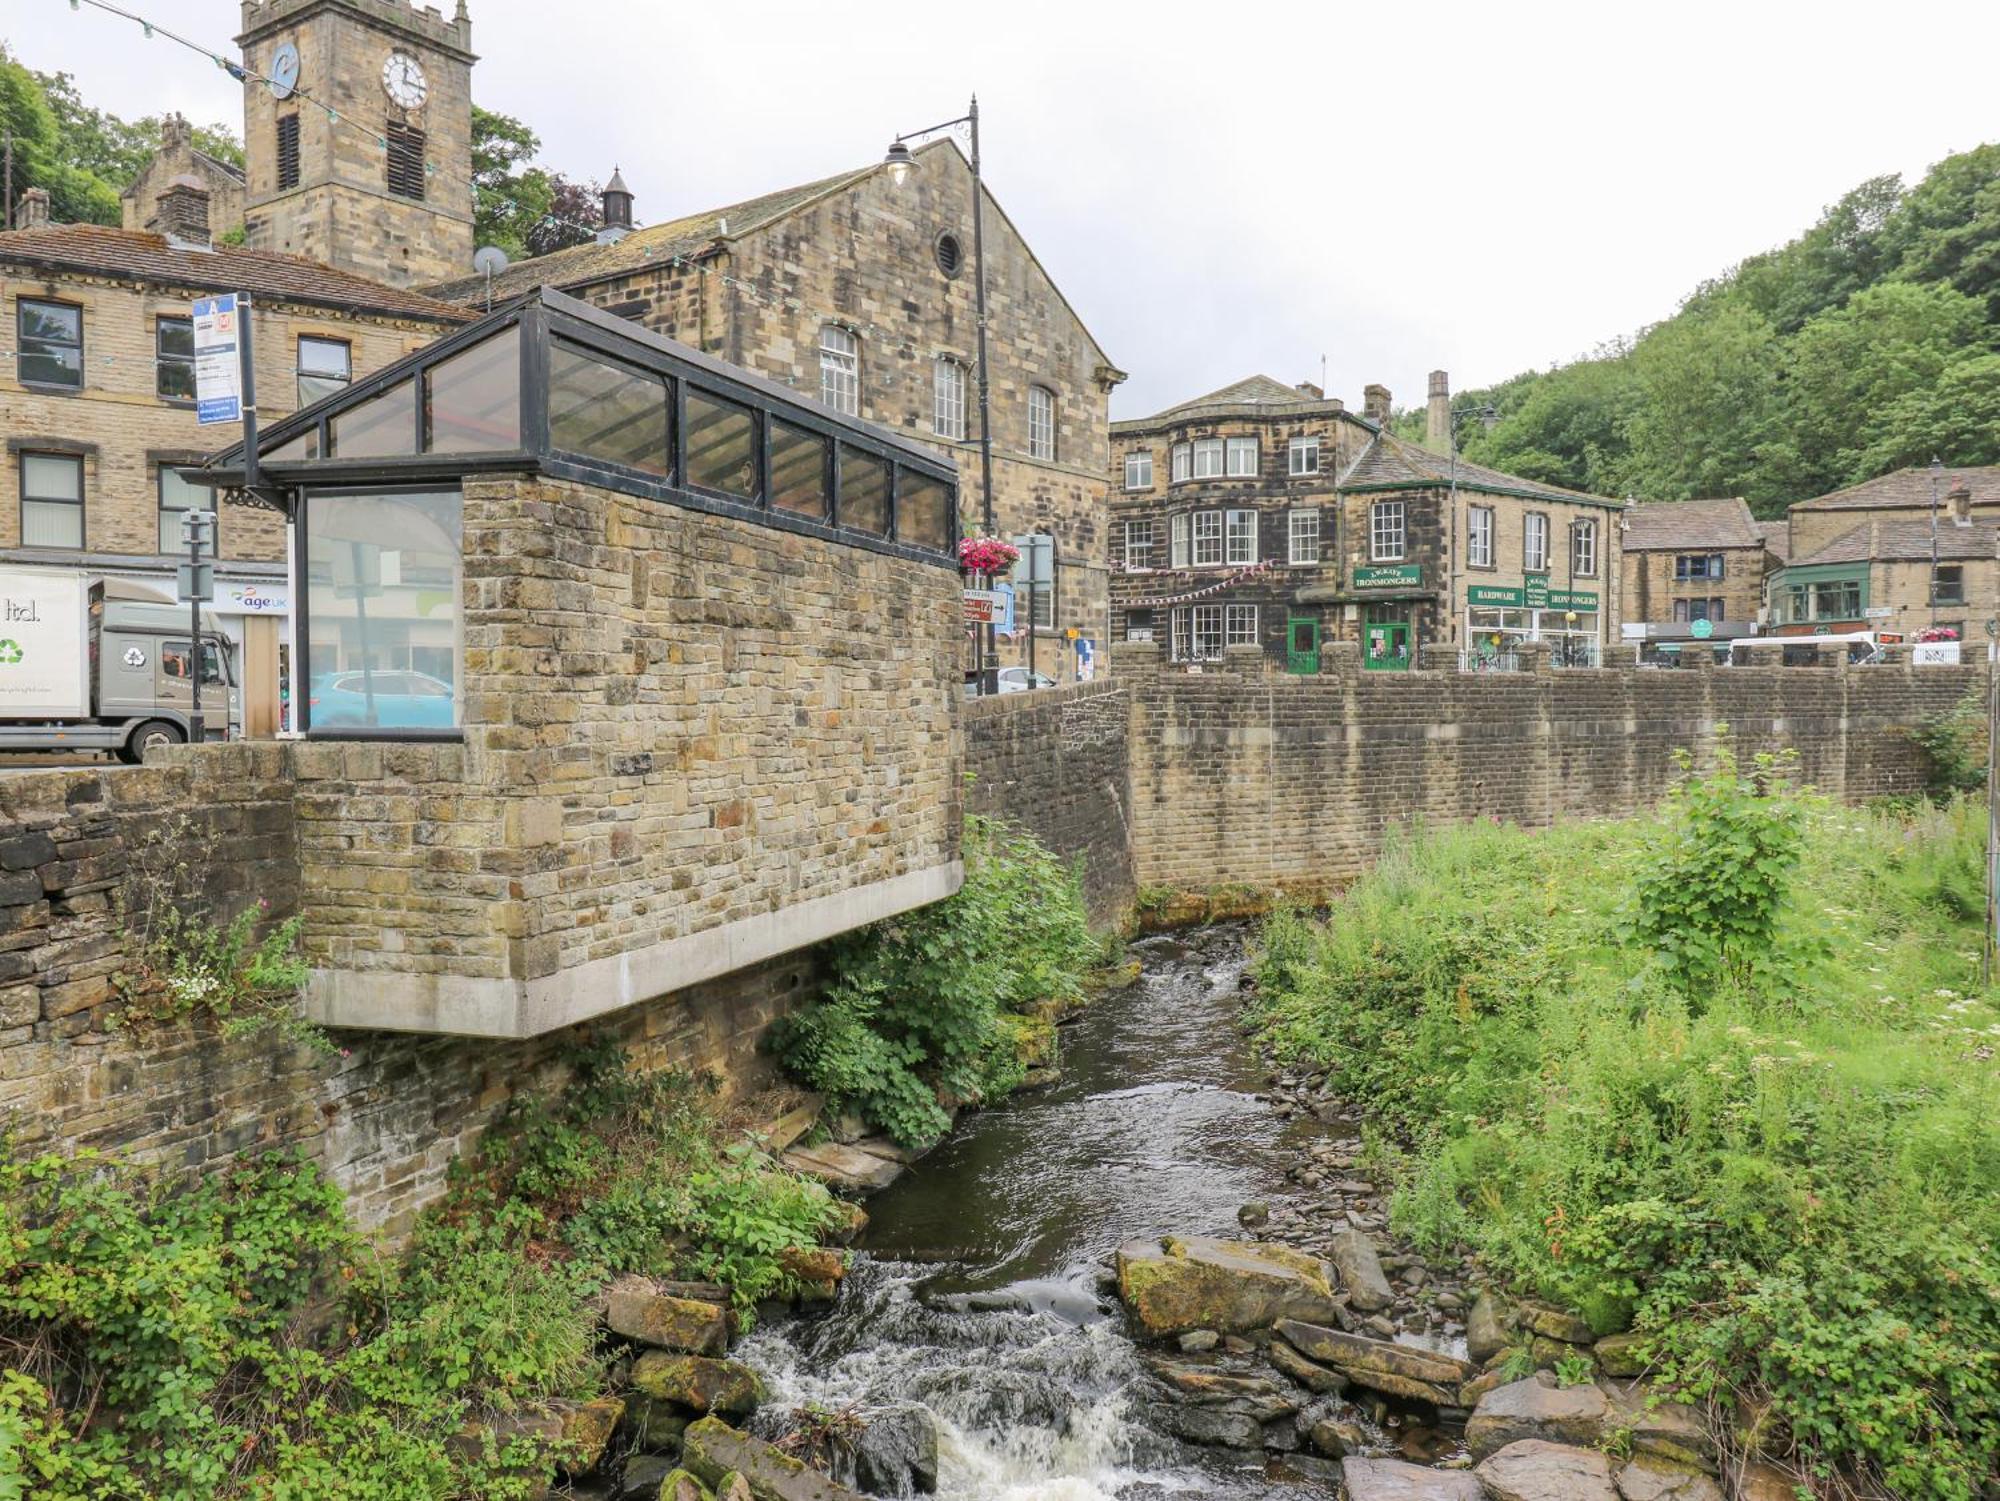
[308, 669, 455, 729]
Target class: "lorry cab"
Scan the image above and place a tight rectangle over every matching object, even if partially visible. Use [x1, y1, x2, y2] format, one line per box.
[92, 592, 241, 757]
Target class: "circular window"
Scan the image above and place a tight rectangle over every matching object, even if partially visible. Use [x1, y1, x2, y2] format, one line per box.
[934, 231, 964, 278]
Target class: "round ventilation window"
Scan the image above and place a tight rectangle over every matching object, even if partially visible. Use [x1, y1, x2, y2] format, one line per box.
[934, 231, 964, 278]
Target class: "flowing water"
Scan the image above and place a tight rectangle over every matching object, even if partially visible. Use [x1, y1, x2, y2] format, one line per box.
[736, 925, 1345, 1501]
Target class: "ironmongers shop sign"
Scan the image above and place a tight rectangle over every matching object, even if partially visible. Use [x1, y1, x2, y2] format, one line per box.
[1352, 564, 1423, 590]
[1468, 578, 1599, 610]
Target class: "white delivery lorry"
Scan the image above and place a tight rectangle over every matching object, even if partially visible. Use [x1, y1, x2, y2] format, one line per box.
[0, 569, 240, 761]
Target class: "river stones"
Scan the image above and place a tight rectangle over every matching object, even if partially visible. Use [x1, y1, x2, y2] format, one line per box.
[1141, 1354, 1298, 1421]
[1598, 1379, 1713, 1468]
[547, 1396, 623, 1474]
[1116, 1235, 1345, 1337]
[1267, 1336, 1348, 1394]
[781, 1141, 905, 1194]
[1519, 1302, 1597, 1345]
[682, 1418, 868, 1501]
[1340, 1455, 1484, 1501]
[1614, 1457, 1726, 1501]
[1466, 1376, 1609, 1459]
[1476, 1440, 1619, 1501]
[1466, 1290, 1514, 1364]
[1326, 1228, 1396, 1313]
[606, 1278, 730, 1355]
[829, 1406, 939, 1496]
[1273, 1320, 1473, 1406]
[631, 1354, 766, 1416]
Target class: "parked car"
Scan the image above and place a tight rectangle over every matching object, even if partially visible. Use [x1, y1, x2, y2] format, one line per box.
[308, 669, 455, 729]
[997, 667, 1058, 694]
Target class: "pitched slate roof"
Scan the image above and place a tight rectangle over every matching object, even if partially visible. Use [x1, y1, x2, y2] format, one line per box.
[425, 164, 875, 303]
[1789, 518, 2000, 568]
[1756, 520, 1790, 563]
[1790, 465, 2000, 512]
[1114, 374, 1371, 435]
[0, 223, 471, 323]
[1621, 497, 1760, 551]
[1336, 431, 1621, 509]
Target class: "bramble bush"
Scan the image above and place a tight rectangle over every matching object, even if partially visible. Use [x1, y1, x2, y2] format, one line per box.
[770, 814, 1096, 1146]
[0, 1046, 846, 1498]
[1250, 773, 2000, 1497]
[1912, 685, 1990, 796]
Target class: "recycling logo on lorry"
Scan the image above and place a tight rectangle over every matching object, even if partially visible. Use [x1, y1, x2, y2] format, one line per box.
[0, 640, 22, 666]
[123, 646, 147, 668]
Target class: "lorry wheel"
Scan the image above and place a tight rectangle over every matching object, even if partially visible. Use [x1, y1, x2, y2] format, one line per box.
[121, 719, 185, 764]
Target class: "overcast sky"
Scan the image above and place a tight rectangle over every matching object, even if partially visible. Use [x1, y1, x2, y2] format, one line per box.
[10, 0, 1998, 419]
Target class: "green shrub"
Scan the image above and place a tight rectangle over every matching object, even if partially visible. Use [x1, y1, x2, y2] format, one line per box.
[770, 814, 1095, 1146]
[1912, 687, 1990, 796]
[1251, 791, 2000, 1497]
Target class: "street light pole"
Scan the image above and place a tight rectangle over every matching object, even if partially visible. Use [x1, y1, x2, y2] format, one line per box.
[886, 97, 998, 696]
[1930, 455, 1944, 629]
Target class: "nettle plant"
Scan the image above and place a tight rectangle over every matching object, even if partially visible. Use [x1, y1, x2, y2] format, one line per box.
[1628, 729, 1811, 1008]
[116, 811, 323, 1051]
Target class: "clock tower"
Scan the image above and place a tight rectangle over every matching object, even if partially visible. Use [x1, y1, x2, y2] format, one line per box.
[237, 0, 476, 289]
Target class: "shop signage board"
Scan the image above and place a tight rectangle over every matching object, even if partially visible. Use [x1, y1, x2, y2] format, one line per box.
[1353, 564, 1423, 590]
[1467, 582, 1600, 610]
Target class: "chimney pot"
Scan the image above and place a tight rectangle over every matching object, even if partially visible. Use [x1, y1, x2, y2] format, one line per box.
[1426, 369, 1452, 453]
[1949, 482, 1973, 525]
[17, 188, 51, 230]
[1295, 380, 1323, 400]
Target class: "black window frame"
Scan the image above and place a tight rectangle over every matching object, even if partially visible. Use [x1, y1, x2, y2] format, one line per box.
[18, 451, 85, 549]
[298, 335, 353, 409]
[1933, 564, 1965, 605]
[17, 297, 83, 392]
[275, 112, 301, 191]
[155, 315, 196, 404]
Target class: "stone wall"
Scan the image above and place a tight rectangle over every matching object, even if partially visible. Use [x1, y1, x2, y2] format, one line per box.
[1120, 640, 1974, 897]
[0, 743, 813, 1237]
[964, 680, 1135, 924]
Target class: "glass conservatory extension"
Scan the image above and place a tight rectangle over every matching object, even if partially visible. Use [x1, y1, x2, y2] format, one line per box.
[193, 287, 961, 738]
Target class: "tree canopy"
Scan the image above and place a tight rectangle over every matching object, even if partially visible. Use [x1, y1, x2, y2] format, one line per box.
[1421, 143, 2000, 516]
[470, 105, 601, 261]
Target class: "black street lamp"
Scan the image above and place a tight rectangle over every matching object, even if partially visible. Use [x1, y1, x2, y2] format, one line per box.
[1930, 455, 1945, 628]
[885, 97, 998, 696]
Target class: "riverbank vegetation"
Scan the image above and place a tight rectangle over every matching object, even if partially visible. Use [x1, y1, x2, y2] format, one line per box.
[0, 1046, 840, 1500]
[1251, 746, 2000, 1497]
[771, 813, 1098, 1148]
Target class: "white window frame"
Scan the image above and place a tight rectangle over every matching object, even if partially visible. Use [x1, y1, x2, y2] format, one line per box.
[1170, 513, 1191, 568]
[1028, 385, 1057, 461]
[1571, 517, 1597, 577]
[1370, 500, 1406, 562]
[932, 357, 966, 440]
[1225, 603, 1259, 647]
[1192, 510, 1224, 567]
[1123, 518, 1154, 571]
[1225, 437, 1258, 477]
[1467, 505, 1495, 568]
[819, 324, 859, 416]
[157, 464, 205, 554]
[1124, 450, 1153, 490]
[1225, 509, 1258, 565]
[19, 452, 84, 549]
[1192, 438, 1225, 479]
[1170, 442, 1192, 483]
[1288, 436, 1320, 476]
[1524, 512, 1550, 573]
[1288, 508, 1321, 566]
[1172, 603, 1225, 662]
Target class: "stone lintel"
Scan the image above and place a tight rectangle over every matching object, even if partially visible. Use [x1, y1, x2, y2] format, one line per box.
[305, 860, 965, 1038]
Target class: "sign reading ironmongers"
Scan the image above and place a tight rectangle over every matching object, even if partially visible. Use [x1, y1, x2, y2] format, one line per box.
[1352, 564, 1422, 590]
[1466, 580, 1599, 610]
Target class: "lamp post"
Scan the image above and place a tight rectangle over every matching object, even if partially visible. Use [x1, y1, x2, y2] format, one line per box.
[886, 98, 998, 696]
[1930, 455, 1945, 628]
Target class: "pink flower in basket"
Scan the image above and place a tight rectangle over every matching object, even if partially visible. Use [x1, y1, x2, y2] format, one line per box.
[958, 537, 1021, 574]
[1916, 626, 1959, 642]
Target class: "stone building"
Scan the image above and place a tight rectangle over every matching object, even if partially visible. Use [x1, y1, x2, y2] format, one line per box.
[236, 0, 478, 289]
[1106, 375, 1377, 668]
[1619, 496, 1768, 626]
[424, 143, 1125, 677]
[119, 114, 246, 236]
[1784, 463, 2000, 560]
[0, 185, 471, 734]
[1769, 489, 1999, 644]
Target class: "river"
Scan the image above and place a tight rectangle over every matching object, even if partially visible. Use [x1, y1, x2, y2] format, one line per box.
[735, 923, 1365, 1500]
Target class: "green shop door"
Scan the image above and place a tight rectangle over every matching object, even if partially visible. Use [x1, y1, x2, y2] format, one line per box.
[1363, 621, 1411, 671]
[1286, 616, 1320, 675]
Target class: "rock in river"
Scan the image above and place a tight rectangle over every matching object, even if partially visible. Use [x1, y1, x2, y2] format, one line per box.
[1273, 1319, 1473, 1406]
[1116, 1235, 1345, 1337]
[831, 1405, 939, 1496]
[1466, 1376, 1609, 1459]
[682, 1417, 867, 1501]
[1326, 1228, 1396, 1314]
[1340, 1456, 1484, 1501]
[1614, 1457, 1727, 1501]
[1466, 1289, 1514, 1365]
[606, 1277, 730, 1355]
[632, 1353, 766, 1416]
[1475, 1439, 1619, 1501]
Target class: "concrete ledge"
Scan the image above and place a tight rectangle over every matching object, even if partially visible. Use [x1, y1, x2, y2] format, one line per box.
[304, 860, 965, 1038]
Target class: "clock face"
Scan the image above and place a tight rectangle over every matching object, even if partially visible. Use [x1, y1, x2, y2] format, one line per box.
[268, 41, 300, 100]
[381, 50, 428, 110]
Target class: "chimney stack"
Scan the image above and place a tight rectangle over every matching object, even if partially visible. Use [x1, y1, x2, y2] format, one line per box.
[148, 175, 212, 250]
[17, 188, 50, 230]
[161, 112, 191, 152]
[1949, 481, 1973, 526]
[1295, 380, 1323, 401]
[1362, 383, 1391, 426]
[1426, 370, 1451, 453]
[597, 166, 634, 244]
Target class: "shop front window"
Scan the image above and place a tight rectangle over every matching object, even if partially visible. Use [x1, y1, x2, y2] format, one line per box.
[303, 488, 462, 734]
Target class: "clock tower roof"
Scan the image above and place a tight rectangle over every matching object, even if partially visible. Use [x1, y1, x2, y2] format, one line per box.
[237, 0, 476, 65]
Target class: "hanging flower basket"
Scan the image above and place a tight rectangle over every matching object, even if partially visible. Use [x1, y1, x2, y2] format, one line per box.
[1916, 626, 1960, 642]
[958, 536, 1020, 576]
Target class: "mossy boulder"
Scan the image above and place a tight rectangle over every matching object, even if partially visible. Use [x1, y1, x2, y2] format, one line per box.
[682, 1417, 869, 1501]
[1116, 1235, 1345, 1338]
[1000, 1011, 1059, 1068]
[631, 1353, 766, 1416]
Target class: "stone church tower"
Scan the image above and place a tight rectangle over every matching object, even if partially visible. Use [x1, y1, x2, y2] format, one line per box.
[236, 0, 476, 288]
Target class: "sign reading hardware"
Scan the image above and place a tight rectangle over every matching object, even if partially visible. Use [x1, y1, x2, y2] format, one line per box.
[1466, 581, 1599, 610]
[1352, 564, 1422, 589]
